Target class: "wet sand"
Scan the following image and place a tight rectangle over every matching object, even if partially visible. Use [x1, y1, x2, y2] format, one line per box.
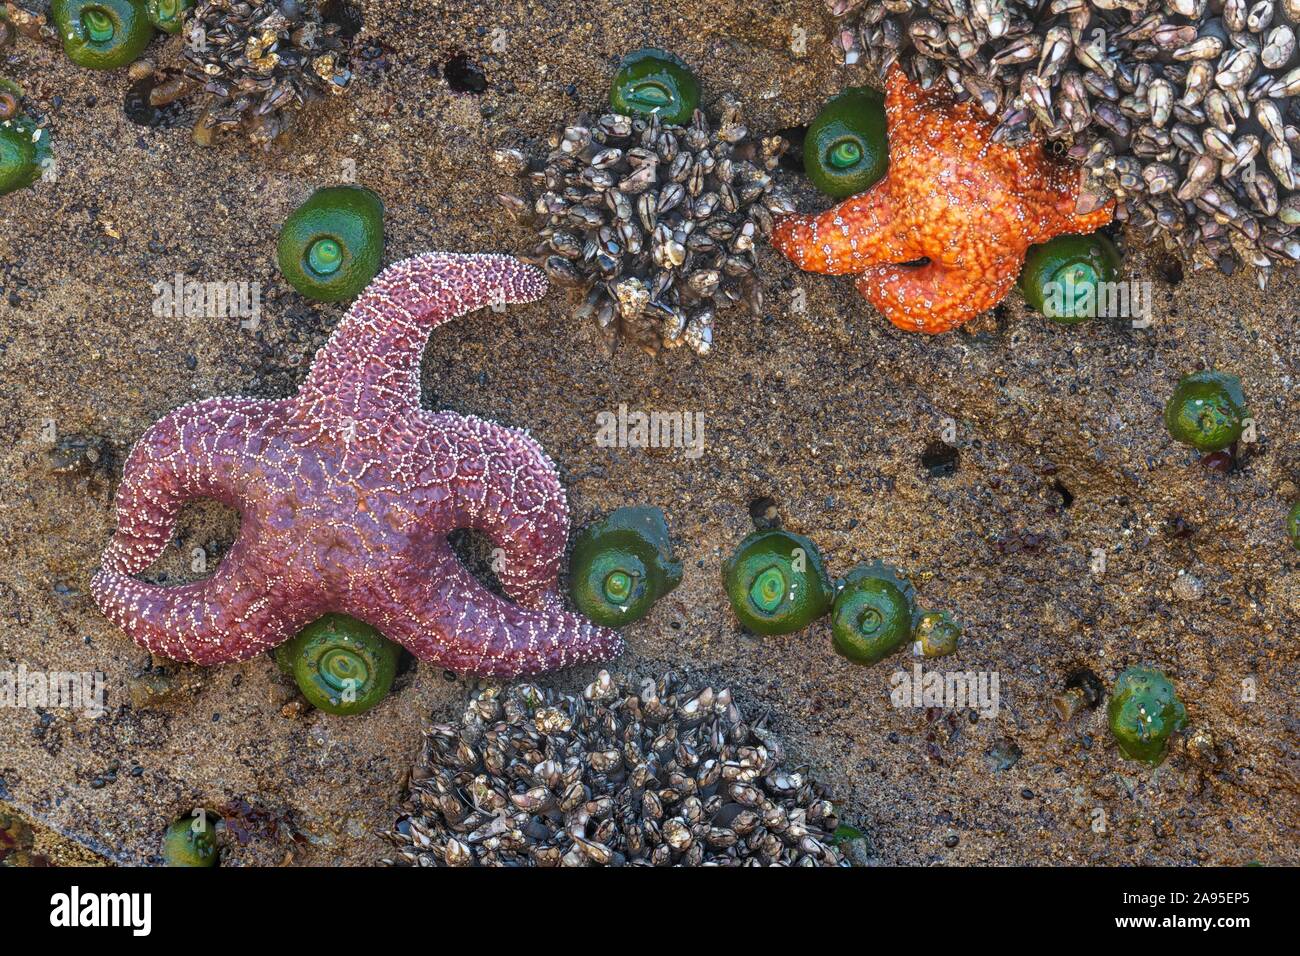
[0, 0, 1296, 864]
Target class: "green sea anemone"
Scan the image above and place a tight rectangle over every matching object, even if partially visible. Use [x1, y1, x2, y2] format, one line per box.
[722, 529, 833, 635]
[0, 115, 52, 197]
[803, 87, 888, 199]
[1107, 666, 1187, 766]
[569, 506, 683, 627]
[161, 812, 219, 867]
[1018, 233, 1122, 323]
[831, 562, 916, 666]
[1164, 370, 1249, 453]
[276, 185, 385, 302]
[912, 609, 961, 658]
[609, 48, 700, 126]
[274, 614, 399, 716]
[52, 0, 155, 70]
[145, 0, 192, 34]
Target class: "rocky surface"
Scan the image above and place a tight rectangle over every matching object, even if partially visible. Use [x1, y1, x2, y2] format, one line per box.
[0, 0, 1296, 865]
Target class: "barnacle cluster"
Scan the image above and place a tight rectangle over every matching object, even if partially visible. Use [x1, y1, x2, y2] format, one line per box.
[496, 100, 791, 356]
[825, 0, 1300, 282]
[182, 0, 352, 149]
[383, 670, 854, 866]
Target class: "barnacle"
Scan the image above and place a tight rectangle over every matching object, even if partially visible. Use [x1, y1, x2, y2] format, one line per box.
[498, 97, 790, 356]
[183, 0, 354, 150]
[383, 671, 855, 866]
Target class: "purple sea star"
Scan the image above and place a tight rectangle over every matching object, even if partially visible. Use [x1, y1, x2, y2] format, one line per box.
[91, 252, 622, 677]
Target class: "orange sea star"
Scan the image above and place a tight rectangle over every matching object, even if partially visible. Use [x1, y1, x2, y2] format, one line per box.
[772, 66, 1115, 334]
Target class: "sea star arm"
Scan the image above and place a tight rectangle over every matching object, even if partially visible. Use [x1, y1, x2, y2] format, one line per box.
[885, 59, 928, 117]
[90, 397, 317, 663]
[1053, 197, 1116, 243]
[430, 412, 571, 609]
[296, 252, 548, 422]
[1038, 165, 1117, 243]
[770, 185, 911, 274]
[854, 259, 1020, 334]
[97, 397, 280, 575]
[361, 544, 621, 678]
[91, 546, 317, 664]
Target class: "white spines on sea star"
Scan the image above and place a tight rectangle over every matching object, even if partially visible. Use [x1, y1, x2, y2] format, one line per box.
[297, 252, 549, 422]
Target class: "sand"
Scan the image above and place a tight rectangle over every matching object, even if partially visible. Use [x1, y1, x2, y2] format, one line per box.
[0, 0, 1296, 865]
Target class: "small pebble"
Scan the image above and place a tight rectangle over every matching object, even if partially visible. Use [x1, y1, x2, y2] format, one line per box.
[1172, 572, 1204, 602]
[986, 737, 1022, 771]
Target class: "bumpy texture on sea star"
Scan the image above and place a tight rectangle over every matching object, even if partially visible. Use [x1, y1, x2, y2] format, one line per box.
[772, 66, 1115, 334]
[91, 252, 621, 677]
